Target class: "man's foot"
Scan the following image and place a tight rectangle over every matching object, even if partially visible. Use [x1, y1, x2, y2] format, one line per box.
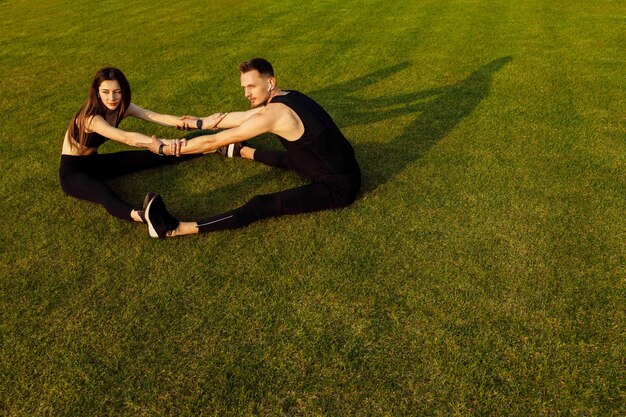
[217, 141, 248, 158]
[144, 193, 180, 239]
[137, 192, 156, 223]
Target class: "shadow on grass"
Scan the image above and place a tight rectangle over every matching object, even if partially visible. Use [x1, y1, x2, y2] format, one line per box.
[312, 56, 513, 194]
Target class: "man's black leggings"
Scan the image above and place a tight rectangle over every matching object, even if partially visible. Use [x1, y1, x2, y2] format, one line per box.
[59, 151, 197, 221]
[196, 149, 361, 233]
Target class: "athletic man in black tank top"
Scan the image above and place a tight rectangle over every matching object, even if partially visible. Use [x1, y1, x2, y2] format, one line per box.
[143, 58, 361, 238]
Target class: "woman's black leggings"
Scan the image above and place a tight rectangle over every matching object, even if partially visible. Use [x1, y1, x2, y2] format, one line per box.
[59, 151, 197, 221]
[196, 149, 361, 233]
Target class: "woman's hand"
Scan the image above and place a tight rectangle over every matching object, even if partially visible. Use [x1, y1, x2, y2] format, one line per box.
[162, 138, 187, 156]
[177, 116, 199, 131]
[148, 135, 164, 154]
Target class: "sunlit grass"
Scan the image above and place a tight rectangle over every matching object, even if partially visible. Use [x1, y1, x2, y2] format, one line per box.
[1, 0, 624, 415]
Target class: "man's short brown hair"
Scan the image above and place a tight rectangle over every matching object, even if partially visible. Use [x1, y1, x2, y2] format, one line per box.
[239, 58, 274, 77]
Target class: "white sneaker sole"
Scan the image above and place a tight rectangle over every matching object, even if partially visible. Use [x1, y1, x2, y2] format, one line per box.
[144, 196, 159, 238]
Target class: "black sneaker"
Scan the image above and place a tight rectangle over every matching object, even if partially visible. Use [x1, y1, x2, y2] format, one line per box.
[137, 192, 156, 224]
[216, 141, 248, 158]
[144, 193, 180, 239]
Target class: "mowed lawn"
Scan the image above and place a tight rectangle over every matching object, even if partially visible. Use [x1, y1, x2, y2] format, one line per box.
[0, 0, 624, 415]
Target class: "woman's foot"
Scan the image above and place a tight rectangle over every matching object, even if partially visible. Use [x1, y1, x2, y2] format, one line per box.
[133, 192, 156, 223]
[144, 193, 180, 238]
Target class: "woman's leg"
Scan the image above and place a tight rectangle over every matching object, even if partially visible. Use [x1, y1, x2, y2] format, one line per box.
[59, 151, 197, 221]
[93, 150, 199, 180]
[60, 171, 136, 221]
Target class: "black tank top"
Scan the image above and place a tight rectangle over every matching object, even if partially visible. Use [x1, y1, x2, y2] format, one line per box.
[270, 91, 359, 179]
[72, 114, 121, 148]
[82, 132, 109, 148]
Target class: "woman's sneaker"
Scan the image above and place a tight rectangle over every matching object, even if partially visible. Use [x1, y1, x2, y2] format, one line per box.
[137, 192, 156, 224]
[144, 193, 180, 239]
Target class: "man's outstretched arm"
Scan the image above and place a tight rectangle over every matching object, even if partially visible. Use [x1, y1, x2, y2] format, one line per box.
[169, 111, 276, 155]
[180, 107, 264, 130]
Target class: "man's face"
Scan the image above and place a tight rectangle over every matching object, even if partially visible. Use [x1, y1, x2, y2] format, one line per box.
[240, 70, 272, 107]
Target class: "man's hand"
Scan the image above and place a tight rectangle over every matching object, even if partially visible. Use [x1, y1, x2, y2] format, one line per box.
[202, 112, 228, 129]
[179, 112, 228, 130]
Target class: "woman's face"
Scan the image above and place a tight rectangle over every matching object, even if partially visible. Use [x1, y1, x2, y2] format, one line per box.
[98, 80, 122, 111]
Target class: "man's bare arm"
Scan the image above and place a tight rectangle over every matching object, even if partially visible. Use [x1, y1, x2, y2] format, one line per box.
[180, 107, 264, 130]
[207, 107, 263, 129]
[170, 110, 276, 155]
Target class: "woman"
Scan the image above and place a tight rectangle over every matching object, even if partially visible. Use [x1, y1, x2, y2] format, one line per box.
[60, 67, 223, 222]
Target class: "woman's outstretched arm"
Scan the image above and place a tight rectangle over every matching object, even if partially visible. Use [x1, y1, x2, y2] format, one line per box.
[125, 103, 187, 128]
[88, 114, 164, 152]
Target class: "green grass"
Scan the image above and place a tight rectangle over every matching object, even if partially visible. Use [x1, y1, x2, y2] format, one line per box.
[1, 0, 624, 415]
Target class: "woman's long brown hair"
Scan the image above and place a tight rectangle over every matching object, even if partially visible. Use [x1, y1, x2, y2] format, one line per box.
[68, 67, 131, 147]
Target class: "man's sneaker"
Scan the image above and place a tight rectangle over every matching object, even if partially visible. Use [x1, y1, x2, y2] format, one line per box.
[137, 192, 156, 224]
[144, 193, 180, 239]
[216, 141, 248, 158]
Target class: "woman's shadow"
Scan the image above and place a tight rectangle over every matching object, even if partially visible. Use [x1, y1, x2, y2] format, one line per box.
[311, 56, 512, 194]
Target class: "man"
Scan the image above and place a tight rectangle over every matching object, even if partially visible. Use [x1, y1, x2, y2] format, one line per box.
[145, 58, 361, 238]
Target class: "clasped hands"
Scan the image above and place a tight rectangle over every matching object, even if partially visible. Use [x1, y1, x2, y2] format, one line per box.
[149, 136, 187, 157]
[150, 112, 228, 156]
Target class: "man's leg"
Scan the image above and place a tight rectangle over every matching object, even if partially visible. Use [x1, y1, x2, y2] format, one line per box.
[241, 147, 294, 170]
[160, 182, 334, 237]
[197, 182, 331, 232]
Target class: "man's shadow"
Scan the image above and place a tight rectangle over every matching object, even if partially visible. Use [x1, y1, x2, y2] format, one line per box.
[311, 56, 512, 194]
[171, 57, 511, 217]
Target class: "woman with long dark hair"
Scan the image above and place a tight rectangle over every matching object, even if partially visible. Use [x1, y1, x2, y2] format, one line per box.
[60, 67, 224, 222]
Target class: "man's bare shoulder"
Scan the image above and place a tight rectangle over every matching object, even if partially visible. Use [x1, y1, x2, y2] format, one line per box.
[263, 101, 295, 118]
[263, 100, 303, 140]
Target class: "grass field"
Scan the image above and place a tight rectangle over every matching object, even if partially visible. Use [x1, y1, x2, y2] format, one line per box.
[1, 0, 624, 415]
